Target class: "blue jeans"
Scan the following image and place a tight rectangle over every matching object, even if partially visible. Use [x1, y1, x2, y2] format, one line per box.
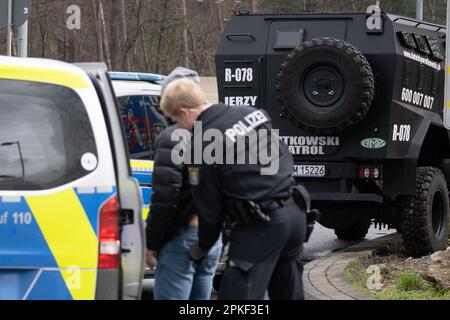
[154, 227, 222, 300]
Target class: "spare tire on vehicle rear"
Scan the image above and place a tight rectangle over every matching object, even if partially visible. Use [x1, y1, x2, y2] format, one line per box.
[276, 37, 375, 134]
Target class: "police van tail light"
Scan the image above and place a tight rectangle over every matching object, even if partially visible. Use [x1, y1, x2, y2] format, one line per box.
[358, 166, 381, 179]
[99, 195, 120, 269]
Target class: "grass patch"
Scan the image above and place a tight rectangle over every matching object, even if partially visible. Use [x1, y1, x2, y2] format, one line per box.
[395, 273, 424, 292]
[344, 257, 450, 300]
[344, 259, 367, 290]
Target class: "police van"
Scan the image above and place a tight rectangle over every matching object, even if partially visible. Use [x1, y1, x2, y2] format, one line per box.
[110, 73, 230, 287]
[0, 57, 145, 300]
[109, 72, 170, 280]
[109, 72, 168, 223]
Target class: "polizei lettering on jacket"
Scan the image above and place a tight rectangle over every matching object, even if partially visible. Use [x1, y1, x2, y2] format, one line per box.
[280, 136, 340, 155]
[225, 110, 269, 143]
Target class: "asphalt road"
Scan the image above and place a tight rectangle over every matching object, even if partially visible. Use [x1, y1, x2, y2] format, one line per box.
[303, 223, 395, 262]
[141, 223, 395, 300]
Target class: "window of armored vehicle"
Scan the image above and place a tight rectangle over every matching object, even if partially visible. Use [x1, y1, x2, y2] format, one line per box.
[402, 60, 414, 88]
[427, 36, 445, 61]
[118, 94, 168, 160]
[0, 79, 97, 191]
[274, 30, 304, 49]
[399, 32, 417, 49]
[414, 35, 432, 55]
[418, 64, 432, 93]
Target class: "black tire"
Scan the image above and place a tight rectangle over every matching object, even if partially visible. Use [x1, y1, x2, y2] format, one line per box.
[334, 218, 371, 241]
[276, 37, 375, 134]
[400, 167, 450, 257]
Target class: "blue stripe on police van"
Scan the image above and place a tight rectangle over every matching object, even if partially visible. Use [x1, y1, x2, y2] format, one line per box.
[26, 270, 73, 300]
[140, 187, 152, 208]
[132, 172, 153, 185]
[22, 269, 42, 300]
[0, 269, 39, 300]
[0, 197, 58, 268]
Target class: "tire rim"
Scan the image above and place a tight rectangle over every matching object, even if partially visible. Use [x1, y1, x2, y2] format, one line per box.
[431, 190, 446, 238]
[301, 64, 345, 108]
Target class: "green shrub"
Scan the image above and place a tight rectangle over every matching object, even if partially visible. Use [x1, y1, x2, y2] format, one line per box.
[395, 273, 424, 292]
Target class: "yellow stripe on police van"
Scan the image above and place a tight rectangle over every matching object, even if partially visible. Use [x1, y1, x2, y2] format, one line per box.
[142, 207, 150, 221]
[447, 101, 450, 108]
[26, 189, 98, 300]
[130, 160, 154, 170]
[0, 65, 90, 89]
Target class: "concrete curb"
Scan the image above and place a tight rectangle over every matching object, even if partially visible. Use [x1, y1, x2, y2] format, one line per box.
[303, 233, 403, 300]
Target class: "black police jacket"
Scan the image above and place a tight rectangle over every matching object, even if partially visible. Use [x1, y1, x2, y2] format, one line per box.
[188, 103, 295, 250]
[146, 125, 195, 252]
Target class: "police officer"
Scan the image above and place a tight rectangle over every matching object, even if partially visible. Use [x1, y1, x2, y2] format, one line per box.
[160, 78, 308, 300]
[146, 68, 222, 300]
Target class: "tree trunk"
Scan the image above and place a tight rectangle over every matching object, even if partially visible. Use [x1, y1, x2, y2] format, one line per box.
[99, 0, 112, 69]
[136, 0, 150, 71]
[12, 32, 17, 56]
[181, 0, 189, 68]
[92, 0, 104, 62]
[251, 0, 257, 13]
[119, 0, 131, 70]
[110, 3, 121, 69]
[217, 1, 224, 34]
[155, 0, 169, 73]
[39, 22, 47, 57]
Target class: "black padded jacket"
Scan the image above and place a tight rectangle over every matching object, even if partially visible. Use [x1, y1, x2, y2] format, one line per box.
[145, 125, 196, 252]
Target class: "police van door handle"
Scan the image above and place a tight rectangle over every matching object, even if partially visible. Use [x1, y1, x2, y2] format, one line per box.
[120, 209, 134, 225]
[226, 33, 256, 41]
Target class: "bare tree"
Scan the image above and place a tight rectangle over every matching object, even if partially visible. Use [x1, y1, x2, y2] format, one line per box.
[251, 0, 257, 13]
[217, 1, 224, 34]
[181, 0, 189, 68]
[136, 0, 150, 71]
[154, 0, 170, 73]
[119, 0, 131, 70]
[1, 0, 445, 75]
[99, 0, 111, 69]
[91, 0, 104, 61]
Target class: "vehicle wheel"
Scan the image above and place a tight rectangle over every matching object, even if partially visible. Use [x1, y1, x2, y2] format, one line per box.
[400, 167, 450, 257]
[276, 37, 374, 134]
[334, 218, 371, 241]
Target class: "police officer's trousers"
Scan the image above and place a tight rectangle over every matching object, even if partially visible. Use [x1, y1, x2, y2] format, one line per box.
[218, 202, 306, 300]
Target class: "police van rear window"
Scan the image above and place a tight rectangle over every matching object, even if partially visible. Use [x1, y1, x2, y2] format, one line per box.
[0, 79, 97, 190]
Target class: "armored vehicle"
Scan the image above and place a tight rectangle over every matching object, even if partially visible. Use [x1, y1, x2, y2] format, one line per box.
[215, 11, 449, 257]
